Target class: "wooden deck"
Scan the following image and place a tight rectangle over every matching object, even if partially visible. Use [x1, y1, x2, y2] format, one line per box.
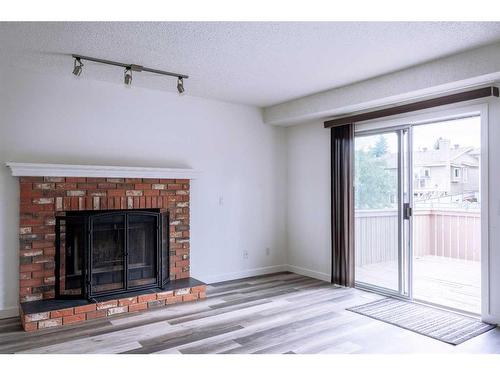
[356, 255, 481, 313]
[0, 272, 498, 354]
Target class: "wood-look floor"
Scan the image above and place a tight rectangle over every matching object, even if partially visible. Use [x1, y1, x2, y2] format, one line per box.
[1, 272, 499, 354]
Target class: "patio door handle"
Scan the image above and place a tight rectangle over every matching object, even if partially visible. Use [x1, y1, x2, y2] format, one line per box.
[403, 203, 412, 220]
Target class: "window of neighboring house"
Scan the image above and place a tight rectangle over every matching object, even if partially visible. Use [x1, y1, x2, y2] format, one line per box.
[423, 168, 431, 178]
[419, 179, 426, 188]
[462, 167, 468, 182]
[452, 167, 461, 182]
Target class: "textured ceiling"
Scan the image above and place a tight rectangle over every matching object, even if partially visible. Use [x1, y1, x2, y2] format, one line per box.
[2, 22, 500, 107]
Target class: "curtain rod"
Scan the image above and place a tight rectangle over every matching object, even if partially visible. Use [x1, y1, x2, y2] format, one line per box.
[324, 86, 499, 129]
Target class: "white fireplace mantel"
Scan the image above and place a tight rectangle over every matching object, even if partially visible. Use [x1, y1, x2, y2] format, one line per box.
[5, 162, 201, 179]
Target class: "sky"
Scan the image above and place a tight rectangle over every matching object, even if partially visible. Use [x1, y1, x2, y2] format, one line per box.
[355, 115, 481, 153]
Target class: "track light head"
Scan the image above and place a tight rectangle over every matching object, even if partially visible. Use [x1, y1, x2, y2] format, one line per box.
[177, 77, 185, 94]
[124, 67, 132, 86]
[72, 58, 83, 76]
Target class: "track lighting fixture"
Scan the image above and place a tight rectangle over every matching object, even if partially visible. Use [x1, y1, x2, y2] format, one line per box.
[72, 57, 83, 76]
[124, 67, 133, 86]
[71, 54, 188, 93]
[177, 77, 184, 94]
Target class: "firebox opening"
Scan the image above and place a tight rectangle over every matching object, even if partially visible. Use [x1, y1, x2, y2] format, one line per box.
[55, 209, 169, 301]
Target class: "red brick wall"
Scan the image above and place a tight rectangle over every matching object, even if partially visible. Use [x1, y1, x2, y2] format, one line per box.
[18, 176, 190, 303]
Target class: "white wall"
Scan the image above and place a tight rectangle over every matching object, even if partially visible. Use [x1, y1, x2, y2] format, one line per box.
[286, 121, 330, 281]
[0, 67, 288, 317]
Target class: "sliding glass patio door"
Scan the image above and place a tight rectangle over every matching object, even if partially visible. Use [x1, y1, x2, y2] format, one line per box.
[354, 112, 483, 315]
[354, 128, 411, 297]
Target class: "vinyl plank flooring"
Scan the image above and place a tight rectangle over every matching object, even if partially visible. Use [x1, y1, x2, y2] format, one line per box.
[148, 297, 344, 353]
[316, 341, 362, 354]
[1, 272, 499, 354]
[179, 339, 241, 354]
[207, 272, 296, 288]
[223, 313, 360, 354]
[233, 310, 343, 345]
[249, 316, 370, 354]
[209, 277, 313, 299]
[125, 325, 245, 354]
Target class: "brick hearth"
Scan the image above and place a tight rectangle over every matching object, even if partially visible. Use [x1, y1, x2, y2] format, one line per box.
[20, 280, 206, 331]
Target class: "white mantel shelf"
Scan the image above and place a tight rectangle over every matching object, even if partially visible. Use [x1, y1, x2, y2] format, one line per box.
[5, 162, 201, 179]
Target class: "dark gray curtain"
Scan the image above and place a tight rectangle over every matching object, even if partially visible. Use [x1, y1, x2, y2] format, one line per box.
[331, 124, 355, 287]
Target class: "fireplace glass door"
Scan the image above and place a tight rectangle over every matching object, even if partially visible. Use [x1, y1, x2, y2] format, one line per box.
[91, 214, 126, 294]
[128, 213, 158, 288]
[56, 216, 86, 298]
[161, 211, 169, 285]
[56, 209, 166, 300]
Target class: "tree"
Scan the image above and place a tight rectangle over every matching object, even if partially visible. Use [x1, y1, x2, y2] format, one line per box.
[372, 135, 388, 157]
[355, 136, 396, 209]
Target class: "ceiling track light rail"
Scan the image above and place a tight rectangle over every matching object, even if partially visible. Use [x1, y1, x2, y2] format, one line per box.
[72, 54, 188, 93]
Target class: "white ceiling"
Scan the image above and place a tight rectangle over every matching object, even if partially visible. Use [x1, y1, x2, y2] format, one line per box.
[2, 22, 500, 107]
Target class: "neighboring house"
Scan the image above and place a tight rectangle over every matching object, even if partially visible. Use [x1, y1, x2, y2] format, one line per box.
[413, 138, 479, 200]
[383, 138, 480, 202]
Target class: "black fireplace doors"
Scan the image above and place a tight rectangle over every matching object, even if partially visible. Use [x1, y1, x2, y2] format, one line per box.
[55, 209, 169, 300]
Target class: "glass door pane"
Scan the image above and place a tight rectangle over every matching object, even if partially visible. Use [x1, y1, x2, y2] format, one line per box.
[128, 214, 158, 287]
[91, 214, 126, 294]
[56, 216, 85, 298]
[412, 116, 481, 313]
[161, 211, 170, 286]
[354, 131, 402, 293]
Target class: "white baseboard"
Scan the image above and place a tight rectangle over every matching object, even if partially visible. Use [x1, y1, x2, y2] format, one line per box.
[286, 264, 330, 282]
[194, 264, 289, 284]
[0, 306, 19, 319]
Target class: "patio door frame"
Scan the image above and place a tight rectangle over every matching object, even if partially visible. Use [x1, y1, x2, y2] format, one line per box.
[353, 102, 489, 318]
[354, 125, 413, 300]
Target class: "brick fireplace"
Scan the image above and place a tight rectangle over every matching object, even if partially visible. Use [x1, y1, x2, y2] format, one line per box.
[7, 163, 206, 331]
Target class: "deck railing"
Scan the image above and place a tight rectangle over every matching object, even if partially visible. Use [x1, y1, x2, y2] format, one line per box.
[354, 208, 481, 266]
